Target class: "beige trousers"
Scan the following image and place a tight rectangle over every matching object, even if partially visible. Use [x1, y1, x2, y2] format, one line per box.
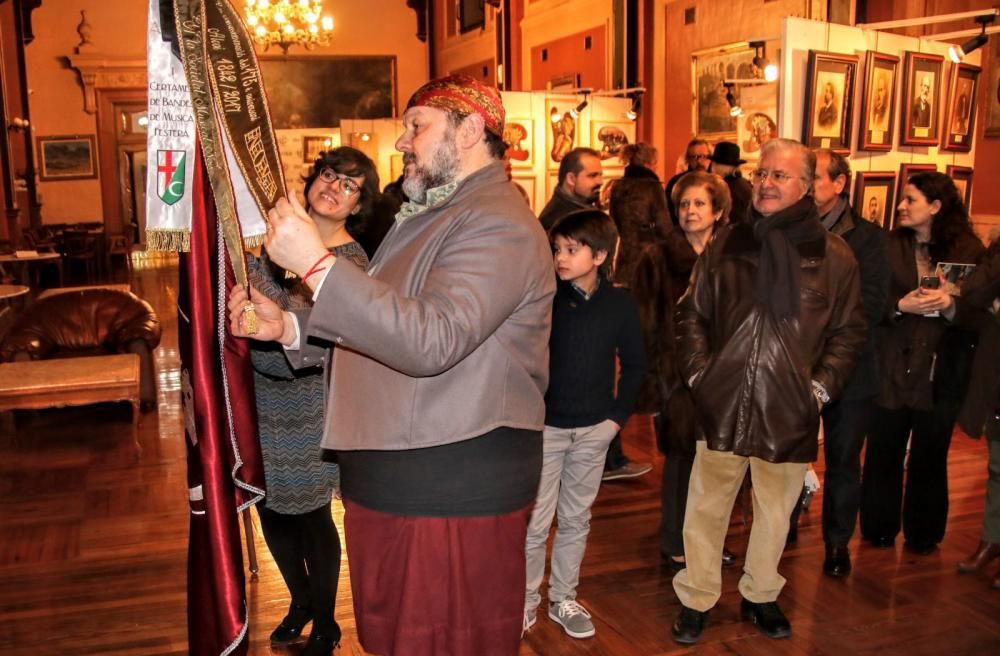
[673, 441, 807, 612]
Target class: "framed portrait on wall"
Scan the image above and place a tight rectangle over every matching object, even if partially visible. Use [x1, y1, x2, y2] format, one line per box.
[546, 100, 576, 169]
[853, 171, 897, 229]
[900, 52, 943, 146]
[503, 119, 534, 168]
[941, 64, 981, 152]
[896, 162, 937, 227]
[590, 122, 635, 162]
[36, 134, 98, 181]
[946, 165, 973, 208]
[302, 136, 333, 164]
[736, 83, 778, 160]
[857, 52, 899, 151]
[802, 51, 858, 154]
[986, 37, 1000, 137]
[691, 44, 757, 140]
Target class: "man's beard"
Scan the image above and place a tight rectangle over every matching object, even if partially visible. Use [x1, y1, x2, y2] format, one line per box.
[402, 130, 460, 204]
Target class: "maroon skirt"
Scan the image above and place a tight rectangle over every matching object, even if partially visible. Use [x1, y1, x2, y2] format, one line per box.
[343, 500, 532, 656]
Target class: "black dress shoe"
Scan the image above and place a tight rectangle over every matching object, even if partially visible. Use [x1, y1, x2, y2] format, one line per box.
[269, 604, 312, 646]
[904, 540, 938, 555]
[721, 546, 738, 568]
[740, 599, 791, 639]
[957, 541, 1000, 573]
[823, 544, 851, 577]
[671, 606, 708, 645]
[301, 630, 341, 656]
[661, 553, 687, 572]
[867, 536, 895, 549]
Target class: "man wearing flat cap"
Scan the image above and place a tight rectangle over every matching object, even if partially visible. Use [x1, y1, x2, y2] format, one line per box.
[229, 75, 554, 655]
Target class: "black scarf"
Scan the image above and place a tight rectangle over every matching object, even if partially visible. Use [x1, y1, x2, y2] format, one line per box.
[750, 196, 826, 319]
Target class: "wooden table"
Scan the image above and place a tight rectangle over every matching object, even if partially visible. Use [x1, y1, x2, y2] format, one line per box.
[0, 252, 64, 287]
[0, 354, 141, 448]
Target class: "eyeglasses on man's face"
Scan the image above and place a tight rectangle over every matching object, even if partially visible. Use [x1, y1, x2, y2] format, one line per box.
[687, 153, 710, 162]
[318, 168, 361, 197]
[750, 169, 802, 185]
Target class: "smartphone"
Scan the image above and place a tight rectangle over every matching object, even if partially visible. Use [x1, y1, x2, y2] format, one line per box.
[920, 275, 940, 289]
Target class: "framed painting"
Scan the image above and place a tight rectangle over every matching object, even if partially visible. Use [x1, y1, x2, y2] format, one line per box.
[853, 171, 896, 230]
[858, 52, 899, 151]
[590, 121, 635, 162]
[546, 100, 577, 168]
[302, 135, 333, 164]
[513, 174, 536, 211]
[459, 0, 485, 33]
[736, 83, 778, 160]
[946, 165, 973, 209]
[941, 64, 981, 152]
[504, 119, 534, 168]
[896, 162, 937, 227]
[692, 44, 757, 139]
[260, 56, 396, 129]
[986, 37, 1000, 137]
[900, 52, 943, 146]
[37, 134, 98, 181]
[802, 51, 858, 154]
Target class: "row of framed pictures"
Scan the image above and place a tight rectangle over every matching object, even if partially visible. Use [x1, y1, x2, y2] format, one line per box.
[855, 163, 972, 231]
[803, 49, 980, 154]
[501, 106, 638, 170]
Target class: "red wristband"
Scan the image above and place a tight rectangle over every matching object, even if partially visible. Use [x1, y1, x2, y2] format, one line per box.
[302, 252, 334, 282]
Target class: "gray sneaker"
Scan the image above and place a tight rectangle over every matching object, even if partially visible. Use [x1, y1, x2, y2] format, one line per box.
[548, 599, 595, 638]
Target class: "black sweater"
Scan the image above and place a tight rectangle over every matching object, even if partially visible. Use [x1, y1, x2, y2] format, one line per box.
[545, 279, 647, 428]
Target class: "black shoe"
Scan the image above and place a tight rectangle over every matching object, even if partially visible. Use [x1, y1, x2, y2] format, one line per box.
[671, 606, 707, 645]
[904, 540, 938, 555]
[661, 552, 687, 572]
[823, 544, 851, 577]
[867, 535, 895, 549]
[269, 604, 312, 646]
[721, 546, 738, 568]
[740, 599, 791, 639]
[301, 630, 341, 656]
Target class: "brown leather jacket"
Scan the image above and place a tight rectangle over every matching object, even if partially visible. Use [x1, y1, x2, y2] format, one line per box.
[676, 221, 866, 463]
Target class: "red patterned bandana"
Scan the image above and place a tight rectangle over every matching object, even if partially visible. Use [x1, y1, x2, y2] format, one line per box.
[406, 74, 505, 137]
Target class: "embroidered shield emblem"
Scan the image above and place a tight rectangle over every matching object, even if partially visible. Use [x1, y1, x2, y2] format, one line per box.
[157, 149, 187, 205]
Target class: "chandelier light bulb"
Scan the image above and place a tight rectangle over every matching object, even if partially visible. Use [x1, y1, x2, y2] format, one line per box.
[283, 23, 294, 34]
[321, 16, 333, 31]
[255, 24, 266, 36]
[274, 11, 286, 23]
[243, 0, 335, 53]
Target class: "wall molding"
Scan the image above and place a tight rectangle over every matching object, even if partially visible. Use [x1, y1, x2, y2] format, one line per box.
[67, 53, 146, 114]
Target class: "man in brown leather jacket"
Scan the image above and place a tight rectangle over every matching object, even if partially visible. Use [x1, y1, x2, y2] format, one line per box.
[670, 138, 865, 645]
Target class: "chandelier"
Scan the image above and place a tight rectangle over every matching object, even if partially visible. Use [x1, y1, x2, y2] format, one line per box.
[243, 1, 334, 54]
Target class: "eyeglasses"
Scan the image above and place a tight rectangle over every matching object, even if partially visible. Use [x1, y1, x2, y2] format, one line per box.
[318, 168, 361, 197]
[750, 169, 802, 185]
[687, 153, 710, 161]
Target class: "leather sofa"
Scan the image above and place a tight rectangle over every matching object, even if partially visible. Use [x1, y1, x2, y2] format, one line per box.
[0, 289, 162, 406]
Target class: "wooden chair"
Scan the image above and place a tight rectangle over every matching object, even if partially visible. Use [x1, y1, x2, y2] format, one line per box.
[106, 233, 133, 280]
[61, 232, 99, 283]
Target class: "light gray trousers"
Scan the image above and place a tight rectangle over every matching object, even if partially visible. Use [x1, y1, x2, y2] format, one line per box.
[524, 420, 618, 613]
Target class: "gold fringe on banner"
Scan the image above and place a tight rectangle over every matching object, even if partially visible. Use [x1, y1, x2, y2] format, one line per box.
[145, 229, 192, 253]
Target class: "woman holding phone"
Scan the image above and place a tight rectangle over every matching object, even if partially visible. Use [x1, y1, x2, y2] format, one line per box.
[860, 171, 984, 554]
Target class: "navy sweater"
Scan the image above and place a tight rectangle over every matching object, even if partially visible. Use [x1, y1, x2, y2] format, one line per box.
[545, 279, 647, 428]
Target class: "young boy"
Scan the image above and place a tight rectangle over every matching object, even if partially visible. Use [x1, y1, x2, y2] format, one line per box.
[524, 209, 647, 639]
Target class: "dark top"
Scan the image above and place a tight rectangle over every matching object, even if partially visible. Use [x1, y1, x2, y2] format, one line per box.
[545, 279, 647, 428]
[957, 238, 1000, 437]
[538, 187, 594, 231]
[724, 173, 753, 225]
[337, 427, 542, 516]
[823, 201, 890, 400]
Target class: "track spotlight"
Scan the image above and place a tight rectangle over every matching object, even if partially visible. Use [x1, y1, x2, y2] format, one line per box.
[948, 14, 993, 62]
[724, 83, 742, 117]
[569, 94, 589, 119]
[749, 40, 779, 82]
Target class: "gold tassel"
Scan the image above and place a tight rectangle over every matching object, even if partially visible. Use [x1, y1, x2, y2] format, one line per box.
[145, 229, 192, 252]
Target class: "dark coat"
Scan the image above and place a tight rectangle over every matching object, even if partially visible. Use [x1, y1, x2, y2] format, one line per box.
[676, 220, 866, 463]
[610, 177, 669, 285]
[538, 187, 593, 231]
[724, 173, 753, 225]
[876, 229, 985, 411]
[826, 206, 890, 400]
[957, 238, 1000, 438]
[631, 228, 701, 457]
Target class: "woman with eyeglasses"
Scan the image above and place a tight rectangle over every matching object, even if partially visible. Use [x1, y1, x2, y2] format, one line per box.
[248, 147, 378, 655]
[631, 171, 737, 572]
[860, 171, 984, 555]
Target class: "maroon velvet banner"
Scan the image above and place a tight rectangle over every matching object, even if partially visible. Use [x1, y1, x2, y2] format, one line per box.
[180, 144, 265, 656]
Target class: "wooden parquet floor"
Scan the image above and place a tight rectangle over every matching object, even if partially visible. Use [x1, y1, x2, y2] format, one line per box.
[1, 258, 998, 655]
